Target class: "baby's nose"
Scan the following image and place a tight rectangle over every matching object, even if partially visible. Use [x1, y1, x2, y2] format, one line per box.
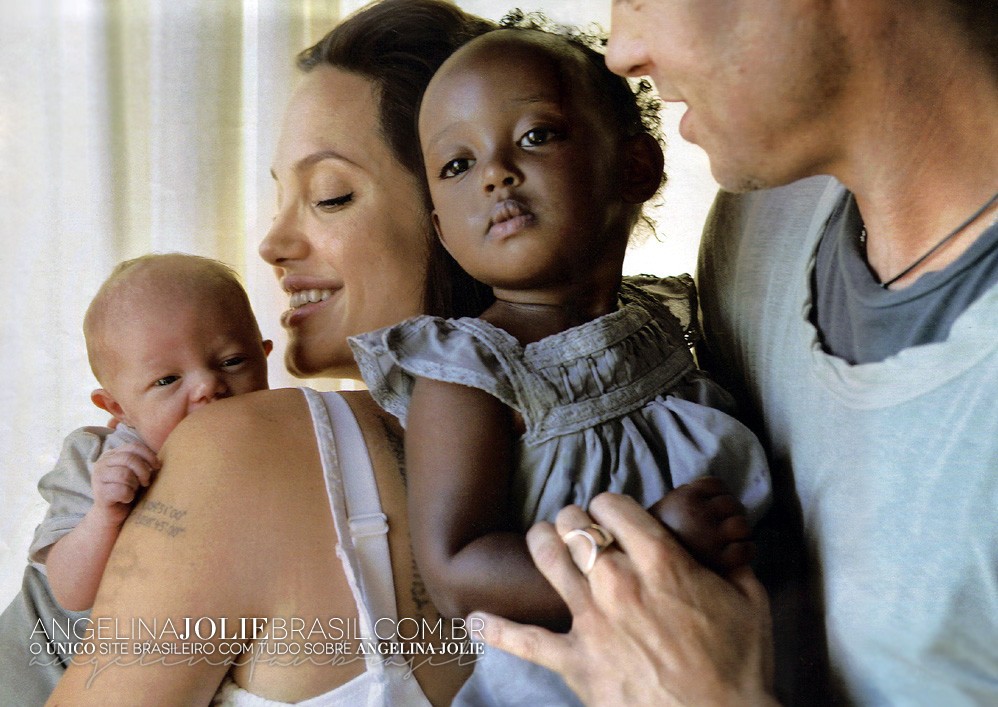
[189, 373, 230, 409]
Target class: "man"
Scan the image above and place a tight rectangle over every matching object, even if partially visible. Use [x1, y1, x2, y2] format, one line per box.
[472, 1, 998, 704]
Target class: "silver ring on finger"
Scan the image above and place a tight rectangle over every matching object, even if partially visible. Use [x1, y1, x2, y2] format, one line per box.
[561, 523, 616, 574]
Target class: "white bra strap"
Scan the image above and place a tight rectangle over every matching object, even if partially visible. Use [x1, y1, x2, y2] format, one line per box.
[322, 392, 400, 640]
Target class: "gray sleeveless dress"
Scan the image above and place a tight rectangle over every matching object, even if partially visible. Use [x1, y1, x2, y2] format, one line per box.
[350, 277, 771, 706]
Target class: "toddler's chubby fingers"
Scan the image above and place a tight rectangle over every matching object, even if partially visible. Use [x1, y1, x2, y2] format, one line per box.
[589, 493, 681, 560]
[707, 491, 747, 521]
[683, 475, 730, 498]
[719, 541, 756, 572]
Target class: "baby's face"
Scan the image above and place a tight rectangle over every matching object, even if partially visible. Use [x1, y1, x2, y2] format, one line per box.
[419, 34, 625, 292]
[99, 294, 270, 452]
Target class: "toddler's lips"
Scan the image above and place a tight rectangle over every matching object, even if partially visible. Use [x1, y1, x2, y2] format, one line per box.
[488, 199, 534, 240]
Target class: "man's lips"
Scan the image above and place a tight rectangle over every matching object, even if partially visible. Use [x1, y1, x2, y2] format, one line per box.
[488, 198, 535, 239]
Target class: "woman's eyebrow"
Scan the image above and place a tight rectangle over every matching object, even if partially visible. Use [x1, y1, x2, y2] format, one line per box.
[270, 149, 361, 179]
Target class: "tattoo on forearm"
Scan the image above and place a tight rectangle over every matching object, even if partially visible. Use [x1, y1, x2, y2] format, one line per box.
[379, 416, 407, 485]
[131, 499, 188, 538]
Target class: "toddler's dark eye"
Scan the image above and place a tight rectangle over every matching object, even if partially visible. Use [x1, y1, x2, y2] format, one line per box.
[154, 376, 179, 387]
[221, 356, 247, 369]
[519, 128, 558, 147]
[440, 158, 473, 178]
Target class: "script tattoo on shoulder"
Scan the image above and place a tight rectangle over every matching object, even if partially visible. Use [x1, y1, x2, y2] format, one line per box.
[131, 499, 188, 538]
[379, 416, 407, 486]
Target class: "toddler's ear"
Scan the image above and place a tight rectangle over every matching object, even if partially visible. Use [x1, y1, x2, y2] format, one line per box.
[262, 339, 274, 356]
[620, 132, 665, 205]
[91, 389, 125, 423]
[431, 211, 453, 255]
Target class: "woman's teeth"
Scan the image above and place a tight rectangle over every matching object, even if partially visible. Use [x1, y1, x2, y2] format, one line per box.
[289, 289, 333, 309]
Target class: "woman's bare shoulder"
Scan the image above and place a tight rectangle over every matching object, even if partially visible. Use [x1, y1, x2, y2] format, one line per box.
[167, 388, 311, 445]
[100, 387, 327, 606]
[157, 389, 311, 475]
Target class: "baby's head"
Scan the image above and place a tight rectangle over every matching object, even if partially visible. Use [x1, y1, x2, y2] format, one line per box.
[418, 16, 664, 291]
[84, 254, 272, 452]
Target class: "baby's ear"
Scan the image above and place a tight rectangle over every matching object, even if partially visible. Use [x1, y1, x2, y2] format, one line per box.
[91, 389, 125, 423]
[262, 339, 274, 357]
[619, 132, 665, 205]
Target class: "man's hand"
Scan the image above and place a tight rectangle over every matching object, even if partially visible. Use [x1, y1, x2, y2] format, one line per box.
[470, 493, 778, 706]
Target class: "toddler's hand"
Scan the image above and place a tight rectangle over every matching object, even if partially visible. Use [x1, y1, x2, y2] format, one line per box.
[91, 442, 161, 526]
[650, 476, 754, 574]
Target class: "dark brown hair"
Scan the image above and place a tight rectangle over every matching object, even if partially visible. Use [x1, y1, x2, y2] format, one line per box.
[942, 0, 997, 73]
[297, 0, 496, 318]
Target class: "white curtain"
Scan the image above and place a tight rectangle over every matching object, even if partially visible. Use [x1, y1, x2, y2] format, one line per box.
[0, 0, 716, 601]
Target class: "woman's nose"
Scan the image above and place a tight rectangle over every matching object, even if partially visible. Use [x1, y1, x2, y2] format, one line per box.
[259, 207, 308, 265]
[481, 151, 523, 193]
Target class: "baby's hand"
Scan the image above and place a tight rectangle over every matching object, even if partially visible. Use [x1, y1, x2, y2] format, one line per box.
[650, 476, 754, 574]
[90, 442, 161, 526]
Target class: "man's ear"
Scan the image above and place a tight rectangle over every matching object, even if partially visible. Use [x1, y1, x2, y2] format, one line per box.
[262, 339, 274, 357]
[91, 389, 126, 424]
[619, 132, 665, 205]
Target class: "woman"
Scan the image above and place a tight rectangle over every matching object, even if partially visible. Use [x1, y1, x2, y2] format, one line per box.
[47, 1, 493, 704]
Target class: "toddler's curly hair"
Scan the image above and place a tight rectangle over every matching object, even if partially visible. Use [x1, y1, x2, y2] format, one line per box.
[498, 10, 666, 234]
[500, 12, 662, 144]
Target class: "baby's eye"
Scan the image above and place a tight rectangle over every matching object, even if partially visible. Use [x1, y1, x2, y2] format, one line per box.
[154, 376, 179, 387]
[518, 127, 559, 147]
[315, 192, 353, 210]
[220, 356, 247, 369]
[440, 157, 473, 179]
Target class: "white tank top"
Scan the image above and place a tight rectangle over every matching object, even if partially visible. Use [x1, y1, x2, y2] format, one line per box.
[212, 389, 431, 706]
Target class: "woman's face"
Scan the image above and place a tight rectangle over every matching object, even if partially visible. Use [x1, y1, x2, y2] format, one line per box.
[260, 66, 431, 379]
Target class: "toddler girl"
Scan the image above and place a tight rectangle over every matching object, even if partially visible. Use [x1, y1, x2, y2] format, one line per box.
[350, 18, 770, 705]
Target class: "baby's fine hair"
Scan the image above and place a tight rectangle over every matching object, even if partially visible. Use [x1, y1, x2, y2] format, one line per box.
[83, 253, 260, 383]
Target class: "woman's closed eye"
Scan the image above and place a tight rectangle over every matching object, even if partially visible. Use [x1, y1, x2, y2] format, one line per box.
[315, 192, 353, 211]
[518, 126, 562, 148]
[440, 157, 474, 179]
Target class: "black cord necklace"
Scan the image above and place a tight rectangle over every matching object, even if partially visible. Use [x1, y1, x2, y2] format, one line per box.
[861, 189, 998, 289]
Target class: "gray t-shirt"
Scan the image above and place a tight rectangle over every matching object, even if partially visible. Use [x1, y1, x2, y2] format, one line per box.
[813, 192, 998, 363]
[699, 176, 998, 705]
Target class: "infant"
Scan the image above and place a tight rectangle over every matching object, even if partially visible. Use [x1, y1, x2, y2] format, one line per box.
[31, 253, 271, 611]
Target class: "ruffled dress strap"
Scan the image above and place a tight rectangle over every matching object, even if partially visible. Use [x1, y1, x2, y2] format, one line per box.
[349, 316, 521, 426]
[349, 281, 698, 445]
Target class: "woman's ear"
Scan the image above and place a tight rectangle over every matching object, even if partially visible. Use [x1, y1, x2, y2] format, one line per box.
[619, 132, 665, 205]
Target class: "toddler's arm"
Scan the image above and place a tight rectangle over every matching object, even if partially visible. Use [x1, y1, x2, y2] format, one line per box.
[46, 442, 160, 610]
[651, 476, 755, 574]
[406, 377, 568, 628]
